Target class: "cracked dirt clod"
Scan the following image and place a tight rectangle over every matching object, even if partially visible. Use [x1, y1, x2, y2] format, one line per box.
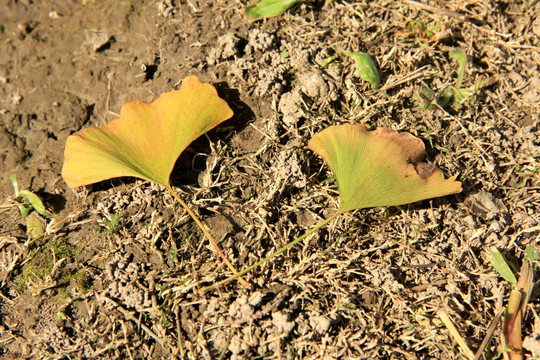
[275, 149, 307, 189]
[206, 33, 240, 66]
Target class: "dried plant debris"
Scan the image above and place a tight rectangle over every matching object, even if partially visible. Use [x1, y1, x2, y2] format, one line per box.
[1, 0, 540, 359]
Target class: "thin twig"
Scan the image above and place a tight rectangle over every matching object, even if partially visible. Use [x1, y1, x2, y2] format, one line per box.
[379, 66, 432, 92]
[437, 309, 475, 360]
[473, 310, 504, 360]
[405, 0, 466, 20]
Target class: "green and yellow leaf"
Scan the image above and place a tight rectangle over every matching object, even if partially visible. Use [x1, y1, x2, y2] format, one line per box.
[308, 124, 462, 213]
[62, 75, 233, 188]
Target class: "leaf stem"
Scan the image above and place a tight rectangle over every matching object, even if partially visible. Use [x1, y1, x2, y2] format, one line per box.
[201, 211, 340, 292]
[165, 184, 250, 288]
[449, 48, 467, 90]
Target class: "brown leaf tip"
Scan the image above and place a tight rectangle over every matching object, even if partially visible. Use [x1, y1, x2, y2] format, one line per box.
[372, 127, 425, 164]
[374, 127, 457, 184]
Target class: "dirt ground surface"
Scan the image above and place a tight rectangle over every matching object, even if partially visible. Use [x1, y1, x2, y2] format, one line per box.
[1, 0, 540, 359]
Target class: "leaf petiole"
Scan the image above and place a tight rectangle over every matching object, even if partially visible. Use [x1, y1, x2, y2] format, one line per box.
[202, 212, 340, 292]
[165, 184, 250, 289]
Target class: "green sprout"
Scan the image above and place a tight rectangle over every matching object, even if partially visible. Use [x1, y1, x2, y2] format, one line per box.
[489, 248, 517, 285]
[9, 174, 50, 218]
[490, 247, 536, 359]
[6, 174, 51, 239]
[97, 211, 121, 237]
[321, 55, 337, 67]
[414, 48, 483, 110]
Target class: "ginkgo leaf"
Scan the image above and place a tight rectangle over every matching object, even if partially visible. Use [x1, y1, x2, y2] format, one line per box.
[62, 76, 249, 288]
[62, 75, 233, 188]
[308, 124, 462, 213]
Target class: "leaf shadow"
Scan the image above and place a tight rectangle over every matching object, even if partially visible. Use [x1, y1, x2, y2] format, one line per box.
[170, 82, 255, 186]
[36, 191, 67, 214]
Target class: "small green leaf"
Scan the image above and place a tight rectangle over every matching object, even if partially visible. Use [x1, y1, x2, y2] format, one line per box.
[414, 86, 437, 110]
[490, 249, 517, 285]
[420, 86, 436, 99]
[439, 87, 454, 107]
[20, 205, 32, 217]
[10, 177, 48, 217]
[280, 50, 290, 58]
[19, 190, 49, 217]
[524, 245, 539, 261]
[449, 48, 467, 63]
[321, 55, 336, 67]
[98, 211, 121, 237]
[344, 52, 380, 90]
[246, 0, 301, 19]
[26, 213, 45, 239]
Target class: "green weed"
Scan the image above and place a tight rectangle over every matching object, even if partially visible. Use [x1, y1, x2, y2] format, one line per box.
[397, 20, 440, 47]
[16, 238, 79, 292]
[413, 48, 483, 110]
[97, 211, 121, 237]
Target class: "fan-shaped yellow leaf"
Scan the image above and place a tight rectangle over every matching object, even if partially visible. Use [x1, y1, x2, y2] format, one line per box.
[62, 75, 233, 188]
[308, 124, 462, 213]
